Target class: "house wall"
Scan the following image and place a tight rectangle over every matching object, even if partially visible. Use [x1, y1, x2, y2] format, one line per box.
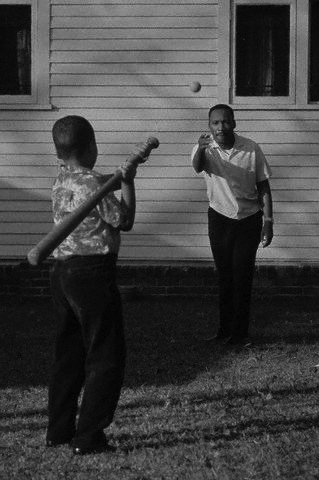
[0, 0, 318, 264]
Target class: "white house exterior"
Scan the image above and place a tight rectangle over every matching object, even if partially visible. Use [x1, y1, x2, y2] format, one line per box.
[1, 0, 319, 265]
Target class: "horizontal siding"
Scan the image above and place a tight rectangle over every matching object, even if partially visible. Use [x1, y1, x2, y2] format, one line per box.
[50, 52, 217, 63]
[3, 222, 319, 236]
[51, 74, 216, 86]
[1, 200, 319, 214]
[2, 165, 319, 179]
[52, 64, 217, 74]
[0, 1, 319, 263]
[51, 28, 215, 40]
[50, 4, 217, 16]
[1, 118, 319, 133]
[51, 17, 216, 29]
[1, 211, 319, 225]
[1, 142, 319, 156]
[50, 0, 214, 4]
[1, 155, 319, 169]
[1, 131, 319, 143]
[1, 187, 319, 203]
[2, 176, 319, 191]
[52, 39, 217, 51]
[3, 233, 319, 248]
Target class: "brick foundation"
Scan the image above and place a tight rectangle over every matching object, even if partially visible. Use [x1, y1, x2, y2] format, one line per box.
[0, 259, 319, 298]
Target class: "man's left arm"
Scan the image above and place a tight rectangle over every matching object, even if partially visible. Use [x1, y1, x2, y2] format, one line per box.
[257, 179, 273, 248]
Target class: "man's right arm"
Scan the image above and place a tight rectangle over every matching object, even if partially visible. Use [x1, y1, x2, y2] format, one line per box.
[191, 134, 211, 173]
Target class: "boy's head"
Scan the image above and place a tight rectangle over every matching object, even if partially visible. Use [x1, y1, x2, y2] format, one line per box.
[52, 115, 97, 166]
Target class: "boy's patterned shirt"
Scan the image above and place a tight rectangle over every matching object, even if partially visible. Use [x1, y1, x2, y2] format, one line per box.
[52, 165, 124, 258]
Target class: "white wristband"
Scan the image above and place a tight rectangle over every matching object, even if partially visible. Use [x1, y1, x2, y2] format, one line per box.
[263, 217, 274, 224]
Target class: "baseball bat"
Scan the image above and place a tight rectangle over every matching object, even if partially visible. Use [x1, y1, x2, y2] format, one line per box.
[27, 137, 159, 266]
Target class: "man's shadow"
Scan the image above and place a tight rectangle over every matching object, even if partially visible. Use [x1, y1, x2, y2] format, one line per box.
[1, 294, 319, 389]
[123, 296, 222, 388]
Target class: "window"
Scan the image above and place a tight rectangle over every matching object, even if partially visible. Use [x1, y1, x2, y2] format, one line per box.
[310, 0, 319, 102]
[0, 0, 50, 109]
[219, 0, 319, 108]
[0, 5, 31, 95]
[236, 5, 290, 97]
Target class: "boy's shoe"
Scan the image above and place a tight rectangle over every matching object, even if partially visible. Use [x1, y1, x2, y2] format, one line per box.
[46, 438, 72, 447]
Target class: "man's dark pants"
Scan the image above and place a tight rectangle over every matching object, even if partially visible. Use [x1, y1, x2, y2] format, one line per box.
[208, 208, 263, 338]
[47, 254, 125, 449]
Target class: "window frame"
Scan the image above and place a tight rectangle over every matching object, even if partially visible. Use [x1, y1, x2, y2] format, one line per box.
[0, 0, 50, 110]
[219, 0, 312, 109]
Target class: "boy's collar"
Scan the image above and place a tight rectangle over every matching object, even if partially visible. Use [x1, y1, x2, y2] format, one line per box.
[60, 163, 92, 173]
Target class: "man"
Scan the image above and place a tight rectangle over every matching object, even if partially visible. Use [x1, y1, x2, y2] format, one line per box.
[191, 104, 273, 345]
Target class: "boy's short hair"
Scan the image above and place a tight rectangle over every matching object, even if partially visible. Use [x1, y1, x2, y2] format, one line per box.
[52, 115, 96, 160]
[208, 104, 235, 120]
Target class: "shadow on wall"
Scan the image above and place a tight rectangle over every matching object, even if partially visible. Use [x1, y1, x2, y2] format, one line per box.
[0, 179, 54, 259]
[1, 38, 318, 261]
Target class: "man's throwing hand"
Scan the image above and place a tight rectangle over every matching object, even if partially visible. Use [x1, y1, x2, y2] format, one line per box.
[198, 133, 211, 150]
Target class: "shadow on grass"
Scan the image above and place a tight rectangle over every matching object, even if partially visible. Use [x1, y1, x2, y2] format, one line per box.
[0, 295, 318, 389]
[2, 411, 318, 445]
[2, 413, 318, 456]
[2, 381, 318, 421]
[2, 384, 318, 444]
[115, 414, 319, 452]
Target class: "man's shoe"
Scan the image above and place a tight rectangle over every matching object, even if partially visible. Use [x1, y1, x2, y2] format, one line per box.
[225, 336, 252, 347]
[73, 443, 116, 455]
[206, 332, 231, 343]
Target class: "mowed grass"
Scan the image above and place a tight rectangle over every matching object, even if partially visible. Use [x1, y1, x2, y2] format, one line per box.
[1, 294, 319, 479]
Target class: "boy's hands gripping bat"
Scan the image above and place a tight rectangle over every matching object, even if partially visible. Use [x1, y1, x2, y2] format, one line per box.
[27, 137, 159, 266]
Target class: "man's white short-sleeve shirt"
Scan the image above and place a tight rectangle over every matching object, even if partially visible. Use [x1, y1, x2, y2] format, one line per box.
[191, 133, 272, 220]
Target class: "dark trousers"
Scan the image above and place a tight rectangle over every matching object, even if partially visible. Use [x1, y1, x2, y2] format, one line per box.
[47, 254, 125, 449]
[208, 208, 262, 338]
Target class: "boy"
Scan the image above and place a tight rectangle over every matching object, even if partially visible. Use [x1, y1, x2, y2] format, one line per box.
[46, 115, 141, 455]
[192, 104, 273, 345]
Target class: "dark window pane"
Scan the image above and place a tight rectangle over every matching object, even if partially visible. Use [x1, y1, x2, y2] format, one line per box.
[310, 0, 319, 101]
[0, 6, 31, 95]
[235, 5, 290, 96]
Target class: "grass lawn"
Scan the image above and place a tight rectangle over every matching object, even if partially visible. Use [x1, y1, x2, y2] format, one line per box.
[1, 294, 319, 479]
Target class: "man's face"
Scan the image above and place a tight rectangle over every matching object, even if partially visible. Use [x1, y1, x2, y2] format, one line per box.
[208, 109, 236, 147]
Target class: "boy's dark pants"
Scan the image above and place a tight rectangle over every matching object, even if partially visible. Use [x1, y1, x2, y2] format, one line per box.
[208, 208, 263, 338]
[47, 254, 125, 449]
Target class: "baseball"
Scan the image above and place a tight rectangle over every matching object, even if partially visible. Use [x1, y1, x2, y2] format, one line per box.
[190, 81, 201, 93]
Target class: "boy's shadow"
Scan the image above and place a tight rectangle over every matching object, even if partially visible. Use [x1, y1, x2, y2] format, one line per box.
[123, 295, 319, 388]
